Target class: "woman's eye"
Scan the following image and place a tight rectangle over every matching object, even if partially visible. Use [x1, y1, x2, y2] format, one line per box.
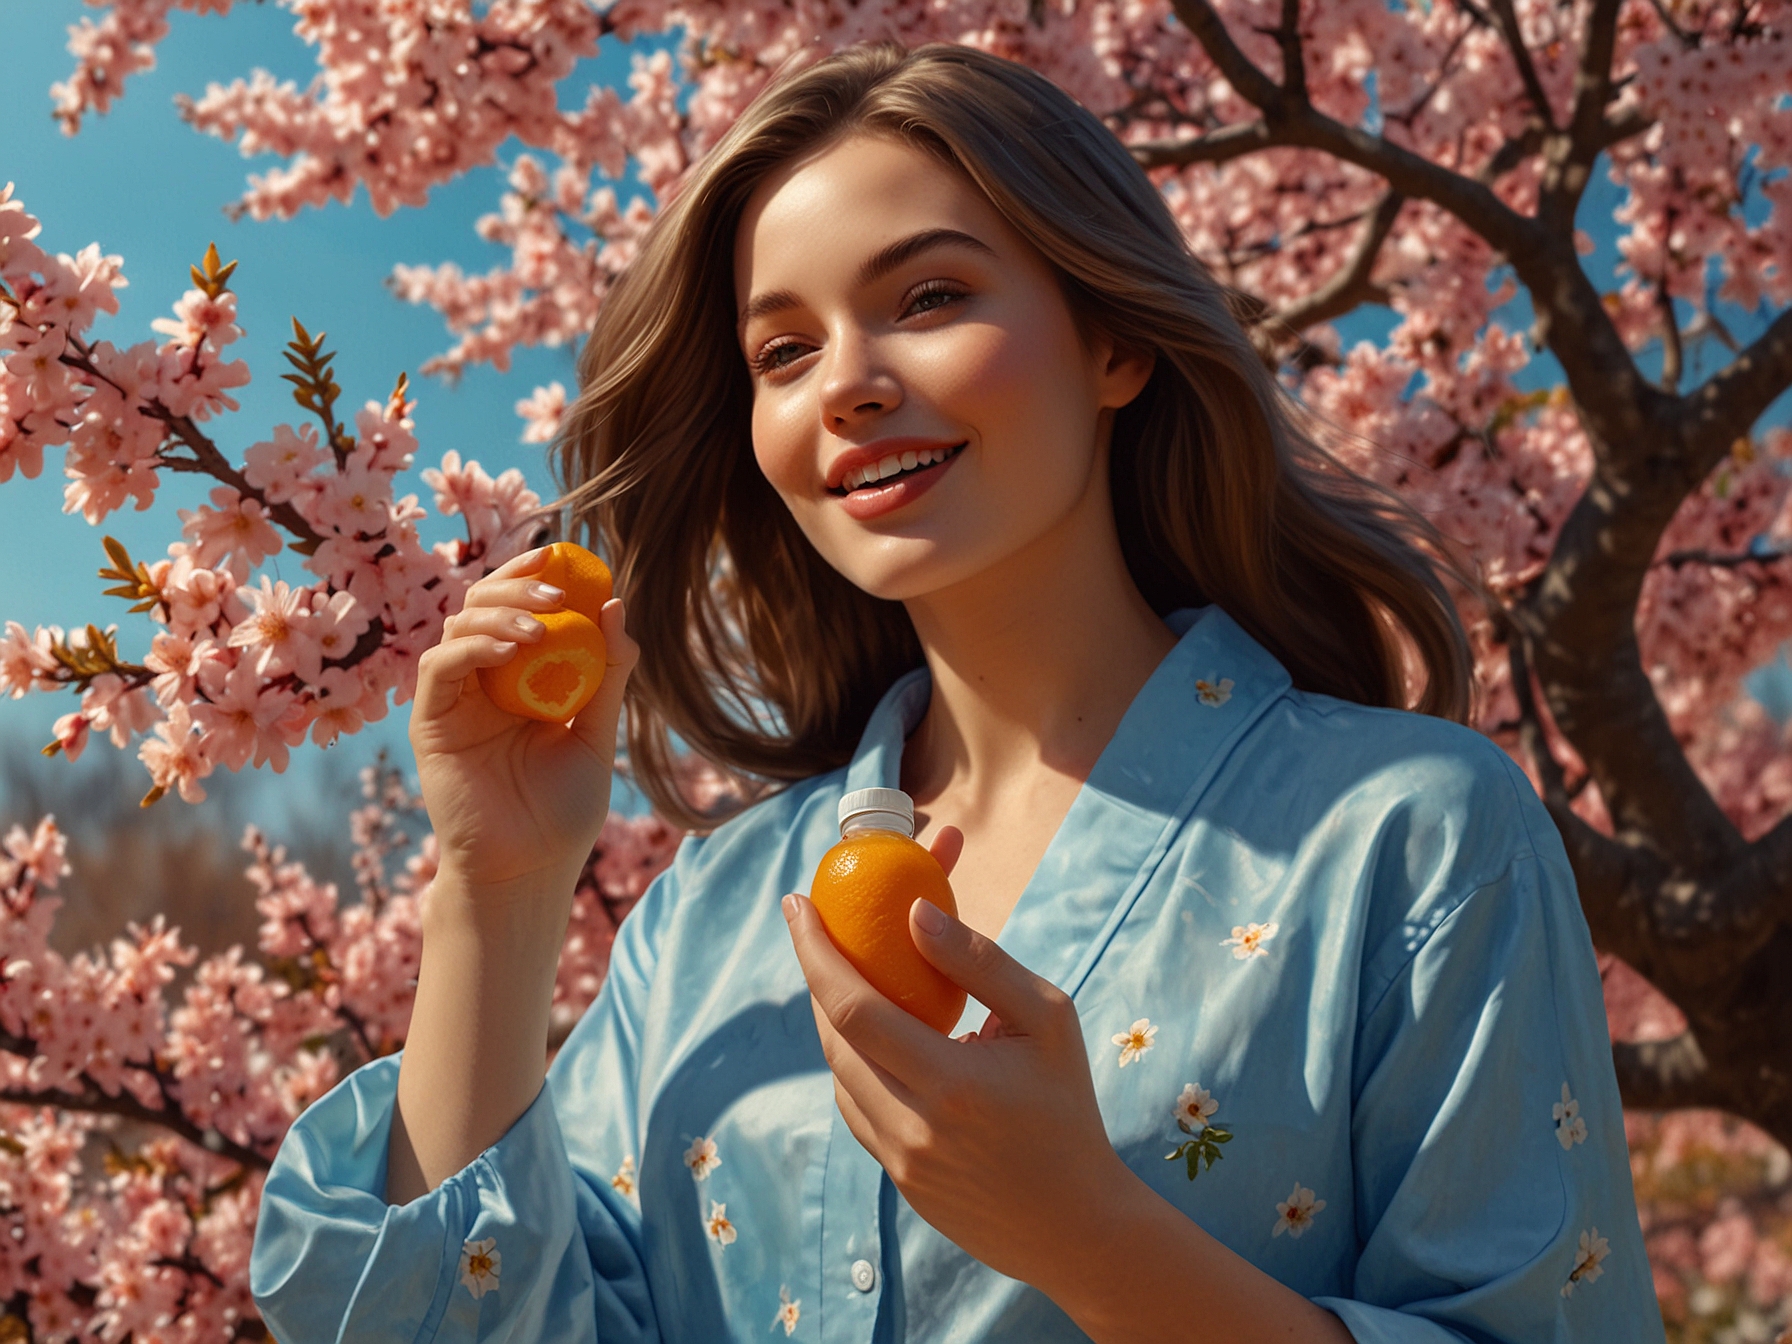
[752, 341, 808, 374]
[904, 283, 964, 317]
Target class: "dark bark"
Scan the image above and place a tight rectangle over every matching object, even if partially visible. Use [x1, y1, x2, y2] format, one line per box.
[1148, 0, 1792, 1145]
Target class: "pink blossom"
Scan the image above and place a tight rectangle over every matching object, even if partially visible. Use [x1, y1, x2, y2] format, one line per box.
[137, 700, 211, 803]
[150, 286, 243, 350]
[242, 423, 327, 502]
[0, 621, 60, 698]
[178, 484, 284, 577]
[192, 657, 306, 771]
[308, 454, 392, 538]
[225, 575, 322, 682]
[517, 380, 566, 443]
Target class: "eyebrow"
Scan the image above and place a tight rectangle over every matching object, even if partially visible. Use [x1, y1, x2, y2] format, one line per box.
[736, 227, 996, 333]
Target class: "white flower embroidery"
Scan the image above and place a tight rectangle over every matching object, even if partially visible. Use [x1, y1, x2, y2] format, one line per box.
[1272, 1183, 1326, 1238]
[706, 1201, 737, 1246]
[611, 1155, 638, 1199]
[685, 1135, 722, 1180]
[772, 1284, 801, 1336]
[1222, 921, 1279, 960]
[1167, 1083, 1234, 1179]
[1111, 1018, 1159, 1067]
[1173, 1083, 1219, 1134]
[459, 1237, 501, 1298]
[1553, 1083, 1588, 1150]
[1562, 1228, 1610, 1296]
[1196, 677, 1234, 707]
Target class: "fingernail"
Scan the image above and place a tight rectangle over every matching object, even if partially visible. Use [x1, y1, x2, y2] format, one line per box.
[515, 615, 544, 635]
[781, 894, 798, 923]
[912, 900, 947, 936]
[529, 582, 564, 602]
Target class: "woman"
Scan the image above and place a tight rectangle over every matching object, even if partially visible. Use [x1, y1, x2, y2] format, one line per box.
[250, 41, 1666, 1343]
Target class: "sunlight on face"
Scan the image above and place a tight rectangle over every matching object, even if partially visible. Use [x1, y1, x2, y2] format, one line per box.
[732, 133, 1149, 605]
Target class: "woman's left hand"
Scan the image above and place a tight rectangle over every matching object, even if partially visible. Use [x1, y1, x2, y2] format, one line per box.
[782, 830, 1133, 1288]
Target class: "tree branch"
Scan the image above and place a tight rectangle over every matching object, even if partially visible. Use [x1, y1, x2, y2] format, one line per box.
[1611, 1031, 1724, 1110]
[1487, 0, 1560, 131]
[1657, 273, 1683, 391]
[1678, 303, 1792, 459]
[1263, 190, 1404, 334]
[0, 1075, 270, 1173]
[1273, 0, 1306, 104]
[1129, 118, 1282, 169]
[1501, 622, 1644, 954]
[1538, 0, 1625, 232]
[1166, 0, 1538, 257]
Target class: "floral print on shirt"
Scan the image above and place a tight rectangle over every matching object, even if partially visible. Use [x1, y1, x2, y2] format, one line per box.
[685, 1136, 722, 1180]
[1563, 1228, 1610, 1296]
[1554, 1083, 1588, 1150]
[705, 1201, 737, 1246]
[1196, 677, 1234, 707]
[1166, 1082, 1234, 1180]
[610, 1155, 638, 1200]
[459, 1237, 501, 1298]
[1272, 1183, 1325, 1238]
[772, 1284, 800, 1336]
[1111, 1018, 1158, 1067]
[1222, 921, 1279, 960]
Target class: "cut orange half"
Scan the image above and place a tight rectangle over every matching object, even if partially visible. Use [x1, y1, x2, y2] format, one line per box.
[478, 608, 608, 723]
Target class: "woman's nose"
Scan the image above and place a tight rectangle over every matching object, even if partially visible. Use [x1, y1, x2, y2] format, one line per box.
[818, 331, 902, 430]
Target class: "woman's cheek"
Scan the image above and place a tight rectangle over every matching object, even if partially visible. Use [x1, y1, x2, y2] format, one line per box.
[751, 397, 811, 503]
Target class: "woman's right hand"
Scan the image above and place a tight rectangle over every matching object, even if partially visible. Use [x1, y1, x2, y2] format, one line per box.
[407, 544, 641, 899]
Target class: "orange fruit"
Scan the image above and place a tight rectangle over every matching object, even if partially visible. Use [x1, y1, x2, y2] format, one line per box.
[479, 608, 608, 723]
[810, 831, 966, 1034]
[476, 542, 614, 723]
[537, 541, 613, 622]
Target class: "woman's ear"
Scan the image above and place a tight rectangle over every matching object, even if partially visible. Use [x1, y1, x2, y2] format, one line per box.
[1094, 334, 1155, 412]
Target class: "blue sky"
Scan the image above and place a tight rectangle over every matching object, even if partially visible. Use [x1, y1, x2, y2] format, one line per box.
[0, 5, 1786, 834]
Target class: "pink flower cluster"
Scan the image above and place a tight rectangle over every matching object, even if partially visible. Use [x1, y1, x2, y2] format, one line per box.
[0, 185, 546, 805]
[0, 758, 681, 1341]
[1627, 1109, 1792, 1336]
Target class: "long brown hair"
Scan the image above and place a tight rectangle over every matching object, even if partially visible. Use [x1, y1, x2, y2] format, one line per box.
[545, 40, 1479, 831]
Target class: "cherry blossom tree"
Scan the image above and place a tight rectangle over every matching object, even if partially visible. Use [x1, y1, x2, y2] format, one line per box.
[0, 757, 680, 1342]
[59, 0, 1789, 1144]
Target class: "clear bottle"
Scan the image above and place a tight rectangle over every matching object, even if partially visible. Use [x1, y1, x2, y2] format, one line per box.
[809, 787, 967, 1034]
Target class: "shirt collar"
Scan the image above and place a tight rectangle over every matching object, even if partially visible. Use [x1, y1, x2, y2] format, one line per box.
[838, 605, 1294, 993]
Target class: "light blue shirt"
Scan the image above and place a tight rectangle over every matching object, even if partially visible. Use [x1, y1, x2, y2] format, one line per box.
[250, 605, 1666, 1343]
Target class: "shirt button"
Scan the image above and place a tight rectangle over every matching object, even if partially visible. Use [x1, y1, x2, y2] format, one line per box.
[850, 1259, 876, 1293]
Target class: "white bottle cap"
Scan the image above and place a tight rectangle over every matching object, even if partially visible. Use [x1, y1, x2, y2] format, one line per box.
[838, 787, 914, 837]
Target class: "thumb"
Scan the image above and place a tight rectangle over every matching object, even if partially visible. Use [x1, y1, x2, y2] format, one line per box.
[908, 899, 1067, 1037]
[569, 597, 641, 760]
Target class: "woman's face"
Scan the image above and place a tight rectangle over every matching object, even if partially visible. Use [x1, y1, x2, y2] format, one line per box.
[733, 132, 1152, 605]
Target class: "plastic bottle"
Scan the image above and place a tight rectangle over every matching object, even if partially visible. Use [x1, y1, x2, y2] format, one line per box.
[809, 787, 967, 1034]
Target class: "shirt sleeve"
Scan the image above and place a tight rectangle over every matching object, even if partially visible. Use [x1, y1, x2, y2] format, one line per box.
[250, 843, 690, 1344]
[1311, 774, 1667, 1344]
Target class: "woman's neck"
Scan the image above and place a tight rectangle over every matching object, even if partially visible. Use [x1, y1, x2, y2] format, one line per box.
[898, 478, 1178, 812]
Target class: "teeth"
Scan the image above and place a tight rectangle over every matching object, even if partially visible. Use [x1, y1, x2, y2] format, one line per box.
[842, 445, 958, 490]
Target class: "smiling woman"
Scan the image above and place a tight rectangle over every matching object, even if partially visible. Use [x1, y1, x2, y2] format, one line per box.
[249, 40, 1668, 1344]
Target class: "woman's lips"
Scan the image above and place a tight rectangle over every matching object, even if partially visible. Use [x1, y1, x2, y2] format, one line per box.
[833, 444, 964, 521]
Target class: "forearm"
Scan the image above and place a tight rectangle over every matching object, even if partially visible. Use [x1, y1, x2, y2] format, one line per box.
[386, 863, 578, 1204]
[1038, 1160, 1356, 1344]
